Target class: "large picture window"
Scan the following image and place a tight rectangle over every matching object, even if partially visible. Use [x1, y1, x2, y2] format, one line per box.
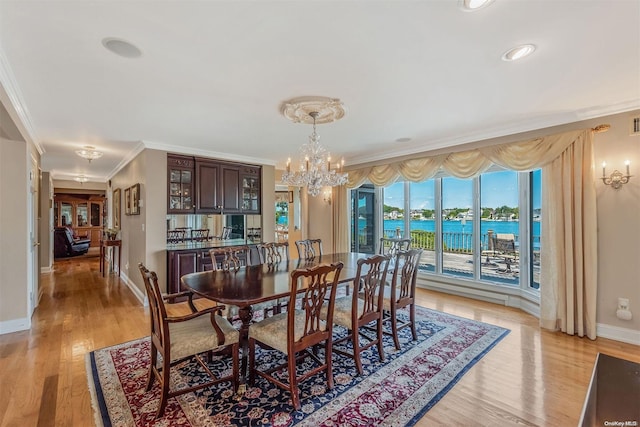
[354, 168, 541, 295]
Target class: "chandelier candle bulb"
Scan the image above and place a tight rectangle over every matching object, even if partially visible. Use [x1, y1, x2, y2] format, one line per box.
[287, 158, 291, 173]
[602, 161, 606, 177]
[626, 160, 630, 175]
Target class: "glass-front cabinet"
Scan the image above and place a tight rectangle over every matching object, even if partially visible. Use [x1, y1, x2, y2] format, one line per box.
[168, 154, 195, 214]
[54, 195, 105, 247]
[241, 165, 261, 214]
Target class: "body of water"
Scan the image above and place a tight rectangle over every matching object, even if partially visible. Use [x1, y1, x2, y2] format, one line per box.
[379, 218, 540, 237]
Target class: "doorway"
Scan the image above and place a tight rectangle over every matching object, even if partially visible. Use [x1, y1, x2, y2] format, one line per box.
[350, 185, 376, 254]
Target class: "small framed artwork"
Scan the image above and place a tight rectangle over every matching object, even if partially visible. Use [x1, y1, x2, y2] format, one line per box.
[124, 187, 131, 215]
[113, 188, 121, 227]
[131, 183, 141, 215]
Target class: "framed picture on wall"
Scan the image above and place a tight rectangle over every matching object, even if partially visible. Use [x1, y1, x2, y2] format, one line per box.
[113, 188, 121, 227]
[131, 183, 141, 215]
[124, 187, 131, 215]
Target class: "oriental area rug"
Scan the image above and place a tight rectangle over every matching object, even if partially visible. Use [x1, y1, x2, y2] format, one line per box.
[87, 307, 509, 427]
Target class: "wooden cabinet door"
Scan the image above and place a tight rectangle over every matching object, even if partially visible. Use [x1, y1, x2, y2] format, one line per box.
[220, 164, 241, 213]
[167, 155, 195, 214]
[240, 165, 261, 214]
[195, 159, 221, 213]
[168, 250, 198, 294]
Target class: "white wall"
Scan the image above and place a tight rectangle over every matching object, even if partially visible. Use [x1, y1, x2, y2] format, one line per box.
[0, 138, 29, 332]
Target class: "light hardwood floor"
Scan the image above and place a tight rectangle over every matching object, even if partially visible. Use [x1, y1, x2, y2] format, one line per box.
[0, 256, 638, 426]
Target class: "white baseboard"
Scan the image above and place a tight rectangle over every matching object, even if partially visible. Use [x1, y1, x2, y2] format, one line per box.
[119, 270, 145, 304]
[0, 317, 30, 335]
[40, 265, 52, 274]
[597, 323, 640, 345]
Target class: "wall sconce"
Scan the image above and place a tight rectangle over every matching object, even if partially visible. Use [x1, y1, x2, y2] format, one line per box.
[601, 160, 632, 189]
[323, 189, 332, 204]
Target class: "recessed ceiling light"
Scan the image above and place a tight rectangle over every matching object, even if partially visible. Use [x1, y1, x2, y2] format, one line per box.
[102, 37, 142, 58]
[395, 137, 412, 143]
[501, 44, 536, 62]
[458, 0, 495, 12]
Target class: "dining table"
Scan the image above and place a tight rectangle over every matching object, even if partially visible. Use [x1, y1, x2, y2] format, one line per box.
[180, 252, 372, 377]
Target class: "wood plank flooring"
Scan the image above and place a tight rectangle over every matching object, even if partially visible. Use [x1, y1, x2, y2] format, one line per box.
[0, 256, 638, 426]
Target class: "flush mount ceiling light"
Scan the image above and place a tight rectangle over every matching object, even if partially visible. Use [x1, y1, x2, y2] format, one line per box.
[502, 44, 537, 61]
[102, 37, 142, 58]
[458, 0, 495, 11]
[74, 175, 89, 183]
[75, 146, 103, 163]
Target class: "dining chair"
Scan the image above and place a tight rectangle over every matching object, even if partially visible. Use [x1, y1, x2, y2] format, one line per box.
[208, 245, 251, 272]
[295, 238, 323, 260]
[381, 248, 423, 350]
[167, 229, 186, 244]
[138, 263, 239, 418]
[256, 242, 291, 315]
[321, 254, 390, 375]
[191, 228, 210, 242]
[257, 241, 290, 264]
[248, 262, 344, 410]
[379, 237, 411, 258]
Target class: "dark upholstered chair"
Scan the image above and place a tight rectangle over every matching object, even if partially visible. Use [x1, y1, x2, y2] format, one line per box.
[54, 227, 90, 258]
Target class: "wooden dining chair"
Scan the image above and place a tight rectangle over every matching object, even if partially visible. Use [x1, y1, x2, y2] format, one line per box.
[379, 237, 411, 258]
[138, 263, 239, 418]
[257, 241, 290, 264]
[167, 229, 186, 244]
[322, 254, 391, 375]
[381, 249, 423, 350]
[248, 262, 344, 410]
[295, 238, 323, 260]
[191, 228, 210, 242]
[208, 245, 251, 272]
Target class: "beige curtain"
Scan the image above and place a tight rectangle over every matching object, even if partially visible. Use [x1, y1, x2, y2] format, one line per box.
[342, 128, 598, 339]
[540, 132, 597, 339]
[332, 185, 350, 253]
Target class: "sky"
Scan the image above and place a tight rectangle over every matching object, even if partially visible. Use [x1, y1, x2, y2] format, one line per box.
[383, 170, 542, 210]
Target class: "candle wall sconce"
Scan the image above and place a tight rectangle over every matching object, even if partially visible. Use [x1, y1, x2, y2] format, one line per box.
[601, 161, 632, 189]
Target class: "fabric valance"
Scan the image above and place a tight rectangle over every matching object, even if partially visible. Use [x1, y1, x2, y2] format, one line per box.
[346, 129, 586, 187]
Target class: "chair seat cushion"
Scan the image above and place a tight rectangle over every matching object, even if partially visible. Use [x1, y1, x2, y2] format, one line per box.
[320, 296, 364, 328]
[249, 309, 327, 354]
[381, 287, 400, 311]
[169, 314, 239, 361]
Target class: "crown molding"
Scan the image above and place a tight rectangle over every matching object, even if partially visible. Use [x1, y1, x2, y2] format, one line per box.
[0, 46, 43, 154]
[142, 140, 276, 167]
[105, 141, 146, 181]
[347, 100, 640, 166]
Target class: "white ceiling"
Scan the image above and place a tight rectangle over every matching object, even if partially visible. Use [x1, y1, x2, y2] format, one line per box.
[1, 1, 639, 182]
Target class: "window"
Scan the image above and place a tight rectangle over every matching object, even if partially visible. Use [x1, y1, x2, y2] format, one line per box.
[352, 168, 541, 298]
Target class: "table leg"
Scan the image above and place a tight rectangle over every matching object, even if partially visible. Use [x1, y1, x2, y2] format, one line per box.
[236, 305, 254, 396]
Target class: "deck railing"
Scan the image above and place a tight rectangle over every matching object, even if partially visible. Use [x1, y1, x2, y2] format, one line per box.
[373, 229, 539, 254]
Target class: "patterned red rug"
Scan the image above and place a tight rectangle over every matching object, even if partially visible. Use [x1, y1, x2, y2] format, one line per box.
[87, 307, 508, 426]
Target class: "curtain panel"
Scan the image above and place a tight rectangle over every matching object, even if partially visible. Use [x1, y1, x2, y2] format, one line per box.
[343, 128, 598, 339]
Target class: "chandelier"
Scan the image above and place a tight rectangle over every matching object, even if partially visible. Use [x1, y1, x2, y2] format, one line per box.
[281, 98, 348, 197]
[75, 146, 103, 163]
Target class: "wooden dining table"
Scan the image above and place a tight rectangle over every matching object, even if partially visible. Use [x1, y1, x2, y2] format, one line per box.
[180, 252, 371, 376]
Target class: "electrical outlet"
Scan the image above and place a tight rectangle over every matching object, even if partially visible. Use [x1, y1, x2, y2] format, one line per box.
[618, 298, 629, 310]
[125, 262, 129, 270]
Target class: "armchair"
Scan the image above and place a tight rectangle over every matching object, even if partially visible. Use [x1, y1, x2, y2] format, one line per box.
[54, 227, 91, 258]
